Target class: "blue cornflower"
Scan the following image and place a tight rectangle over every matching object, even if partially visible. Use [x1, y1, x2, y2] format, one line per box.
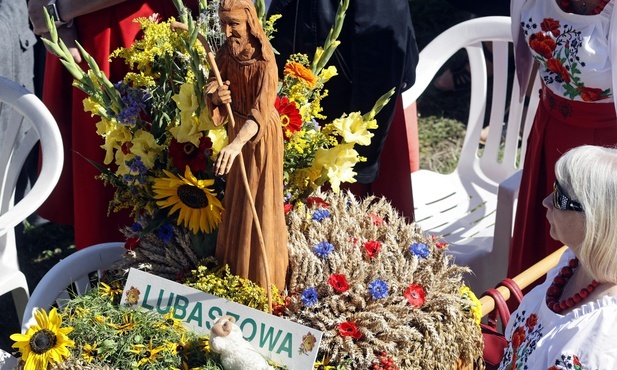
[301, 287, 318, 307]
[157, 223, 174, 243]
[368, 279, 389, 299]
[409, 242, 430, 260]
[312, 209, 330, 222]
[131, 222, 143, 232]
[313, 241, 334, 258]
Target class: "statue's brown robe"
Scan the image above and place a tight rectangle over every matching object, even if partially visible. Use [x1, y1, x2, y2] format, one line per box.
[208, 43, 288, 291]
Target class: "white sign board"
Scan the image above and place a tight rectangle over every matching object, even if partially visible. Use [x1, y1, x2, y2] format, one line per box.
[123, 268, 322, 369]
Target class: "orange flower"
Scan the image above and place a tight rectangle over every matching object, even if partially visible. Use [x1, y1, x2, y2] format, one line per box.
[284, 61, 317, 88]
[577, 86, 609, 102]
[540, 18, 561, 37]
[529, 32, 556, 59]
[547, 58, 571, 83]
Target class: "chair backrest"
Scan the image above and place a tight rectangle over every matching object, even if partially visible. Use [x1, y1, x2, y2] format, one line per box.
[403, 16, 541, 185]
[0, 77, 63, 267]
[21, 242, 126, 332]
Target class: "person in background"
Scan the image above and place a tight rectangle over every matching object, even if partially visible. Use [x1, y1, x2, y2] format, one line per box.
[28, 0, 198, 249]
[498, 145, 617, 369]
[267, 0, 419, 206]
[508, 0, 617, 278]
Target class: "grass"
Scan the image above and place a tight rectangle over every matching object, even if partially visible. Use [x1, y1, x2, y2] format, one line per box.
[0, 0, 473, 355]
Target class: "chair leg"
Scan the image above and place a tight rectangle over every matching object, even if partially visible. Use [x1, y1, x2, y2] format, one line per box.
[12, 287, 29, 327]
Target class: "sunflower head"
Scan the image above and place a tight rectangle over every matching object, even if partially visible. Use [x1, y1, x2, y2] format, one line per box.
[10, 308, 75, 370]
[153, 166, 224, 234]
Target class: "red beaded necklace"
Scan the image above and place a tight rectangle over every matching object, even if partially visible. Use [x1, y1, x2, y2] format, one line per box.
[546, 257, 600, 313]
[559, 0, 611, 14]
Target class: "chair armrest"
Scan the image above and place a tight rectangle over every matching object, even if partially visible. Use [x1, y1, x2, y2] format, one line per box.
[480, 246, 568, 316]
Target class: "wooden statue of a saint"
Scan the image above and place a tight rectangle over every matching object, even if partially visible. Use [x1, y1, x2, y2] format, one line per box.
[206, 0, 288, 291]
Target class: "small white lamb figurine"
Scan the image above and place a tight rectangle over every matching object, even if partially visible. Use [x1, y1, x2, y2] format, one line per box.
[209, 315, 275, 370]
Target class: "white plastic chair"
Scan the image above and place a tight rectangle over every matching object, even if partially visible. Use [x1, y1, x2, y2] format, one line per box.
[0, 77, 64, 324]
[21, 242, 126, 332]
[403, 17, 541, 293]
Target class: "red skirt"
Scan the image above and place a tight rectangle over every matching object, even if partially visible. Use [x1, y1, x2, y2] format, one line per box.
[508, 85, 617, 277]
[40, 1, 197, 249]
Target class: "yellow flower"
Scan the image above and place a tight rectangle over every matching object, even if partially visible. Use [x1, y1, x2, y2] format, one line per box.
[129, 338, 164, 366]
[83, 97, 106, 118]
[318, 65, 338, 83]
[131, 129, 162, 169]
[284, 61, 317, 89]
[460, 286, 482, 325]
[331, 111, 375, 146]
[81, 343, 99, 363]
[10, 308, 75, 370]
[312, 143, 359, 192]
[207, 127, 229, 158]
[99, 281, 123, 301]
[153, 166, 223, 233]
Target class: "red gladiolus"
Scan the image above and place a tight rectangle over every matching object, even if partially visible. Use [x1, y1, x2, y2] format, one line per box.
[275, 96, 303, 140]
[363, 240, 382, 259]
[338, 321, 362, 339]
[328, 273, 350, 293]
[168, 136, 212, 173]
[307, 196, 330, 208]
[404, 284, 426, 307]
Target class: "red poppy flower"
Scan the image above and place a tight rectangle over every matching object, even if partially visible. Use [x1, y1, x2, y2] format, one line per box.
[363, 240, 382, 259]
[338, 321, 362, 339]
[511, 326, 526, 350]
[547, 58, 571, 83]
[328, 273, 350, 293]
[529, 32, 556, 59]
[124, 236, 140, 251]
[577, 86, 609, 102]
[431, 235, 448, 249]
[540, 18, 561, 37]
[368, 213, 384, 226]
[168, 136, 213, 173]
[275, 95, 303, 140]
[573, 355, 581, 366]
[283, 203, 293, 214]
[307, 196, 330, 208]
[404, 284, 426, 307]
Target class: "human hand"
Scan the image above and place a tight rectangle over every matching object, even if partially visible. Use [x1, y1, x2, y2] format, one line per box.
[214, 141, 243, 176]
[45, 26, 82, 63]
[211, 81, 232, 106]
[28, 0, 53, 35]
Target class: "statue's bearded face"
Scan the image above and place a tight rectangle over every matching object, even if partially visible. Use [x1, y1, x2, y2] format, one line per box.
[220, 8, 250, 57]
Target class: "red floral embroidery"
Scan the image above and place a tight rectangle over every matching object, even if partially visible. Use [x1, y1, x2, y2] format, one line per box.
[525, 314, 538, 332]
[363, 240, 382, 259]
[275, 95, 303, 140]
[404, 284, 426, 307]
[529, 32, 557, 59]
[328, 274, 350, 293]
[307, 196, 330, 208]
[338, 321, 362, 339]
[511, 326, 526, 350]
[540, 18, 561, 37]
[547, 59, 571, 83]
[577, 86, 609, 102]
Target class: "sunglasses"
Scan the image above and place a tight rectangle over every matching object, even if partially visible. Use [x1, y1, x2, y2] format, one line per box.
[552, 180, 584, 212]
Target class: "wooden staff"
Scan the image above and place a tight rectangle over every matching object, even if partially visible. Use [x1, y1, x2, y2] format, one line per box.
[171, 21, 273, 313]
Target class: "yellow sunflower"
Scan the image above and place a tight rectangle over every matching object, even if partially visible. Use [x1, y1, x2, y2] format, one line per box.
[153, 166, 223, 233]
[10, 308, 75, 370]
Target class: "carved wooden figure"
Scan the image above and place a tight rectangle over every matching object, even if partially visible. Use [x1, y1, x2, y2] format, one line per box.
[206, 0, 288, 291]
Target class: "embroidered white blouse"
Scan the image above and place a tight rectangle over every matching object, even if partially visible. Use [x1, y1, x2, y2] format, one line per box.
[512, 0, 617, 108]
[498, 248, 617, 369]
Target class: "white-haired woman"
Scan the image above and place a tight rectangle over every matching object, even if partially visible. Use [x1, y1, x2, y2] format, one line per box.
[499, 145, 617, 369]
